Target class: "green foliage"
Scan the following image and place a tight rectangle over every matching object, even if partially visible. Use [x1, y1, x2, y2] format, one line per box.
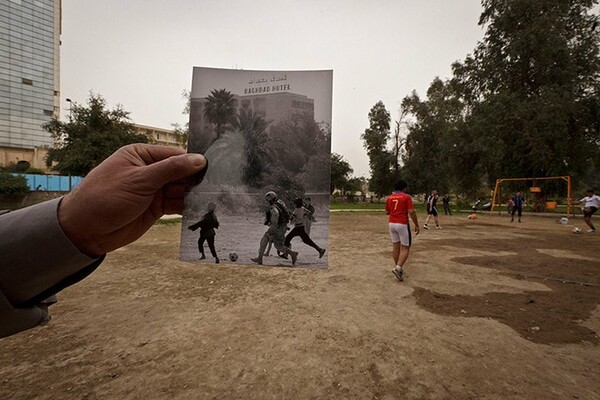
[401, 0, 600, 195]
[44, 94, 148, 176]
[0, 174, 29, 198]
[361, 101, 395, 197]
[330, 153, 353, 194]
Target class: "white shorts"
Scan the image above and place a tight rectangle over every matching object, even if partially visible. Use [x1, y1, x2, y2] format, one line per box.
[389, 223, 412, 246]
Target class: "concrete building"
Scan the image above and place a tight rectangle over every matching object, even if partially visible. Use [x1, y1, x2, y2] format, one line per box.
[189, 91, 315, 151]
[0, 0, 61, 170]
[133, 123, 185, 149]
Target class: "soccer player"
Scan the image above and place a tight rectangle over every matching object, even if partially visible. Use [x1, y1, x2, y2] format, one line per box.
[251, 191, 298, 266]
[188, 202, 220, 263]
[284, 198, 326, 258]
[385, 180, 420, 282]
[423, 189, 441, 229]
[580, 189, 600, 232]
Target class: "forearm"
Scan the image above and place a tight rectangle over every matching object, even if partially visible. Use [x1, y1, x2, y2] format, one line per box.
[0, 198, 104, 337]
[410, 210, 419, 226]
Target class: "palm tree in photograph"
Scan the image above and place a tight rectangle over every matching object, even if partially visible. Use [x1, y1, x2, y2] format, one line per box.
[233, 108, 272, 188]
[203, 89, 237, 143]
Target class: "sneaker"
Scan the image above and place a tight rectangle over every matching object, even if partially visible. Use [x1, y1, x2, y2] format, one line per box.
[392, 268, 404, 282]
[199, 255, 206, 260]
[435, 225, 442, 229]
[423, 224, 429, 230]
[588, 229, 596, 233]
[277, 251, 289, 259]
[290, 251, 298, 266]
[318, 248, 326, 258]
[250, 257, 263, 265]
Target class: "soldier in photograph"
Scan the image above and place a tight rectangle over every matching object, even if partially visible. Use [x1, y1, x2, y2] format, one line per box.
[251, 191, 298, 266]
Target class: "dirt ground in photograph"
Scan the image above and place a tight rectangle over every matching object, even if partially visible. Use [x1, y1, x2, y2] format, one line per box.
[1, 212, 599, 399]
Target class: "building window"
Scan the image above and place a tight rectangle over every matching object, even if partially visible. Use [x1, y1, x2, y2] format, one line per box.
[22, 78, 33, 85]
[43, 109, 53, 116]
[156, 134, 160, 140]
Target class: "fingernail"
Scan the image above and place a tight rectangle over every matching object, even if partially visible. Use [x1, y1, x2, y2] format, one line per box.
[186, 153, 206, 167]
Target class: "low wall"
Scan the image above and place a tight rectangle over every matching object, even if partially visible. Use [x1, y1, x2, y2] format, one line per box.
[0, 191, 65, 211]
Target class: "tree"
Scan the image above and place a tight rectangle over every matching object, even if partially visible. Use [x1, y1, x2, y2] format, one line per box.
[452, 0, 600, 186]
[44, 94, 148, 176]
[401, 78, 474, 195]
[170, 89, 192, 150]
[203, 89, 237, 142]
[0, 174, 29, 198]
[361, 101, 394, 197]
[233, 109, 271, 188]
[401, 0, 600, 195]
[330, 153, 353, 194]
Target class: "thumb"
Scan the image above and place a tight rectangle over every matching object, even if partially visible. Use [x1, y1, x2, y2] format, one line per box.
[143, 153, 207, 188]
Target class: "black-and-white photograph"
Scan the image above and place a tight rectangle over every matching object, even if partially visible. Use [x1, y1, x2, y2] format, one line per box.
[180, 67, 333, 268]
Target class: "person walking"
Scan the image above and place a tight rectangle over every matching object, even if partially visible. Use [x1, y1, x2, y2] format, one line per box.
[510, 191, 525, 223]
[423, 189, 441, 229]
[284, 198, 326, 258]
[188, 202, 220, 263]
[442, 194, 452, 215]
[386, 180, 420, 282]
[580, 189, 600, 232]
[251, 191, 298, 266]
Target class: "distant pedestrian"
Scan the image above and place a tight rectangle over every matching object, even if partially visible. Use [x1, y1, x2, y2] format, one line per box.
[284, 198, 326, 258]
[580, 189, 600, 232]
[386, 180, 420, 281]
[423, 189, 441, 229]
[510, 191, 525, 223]
[188, 202, 220, 263]
[442, 194, 452, 215]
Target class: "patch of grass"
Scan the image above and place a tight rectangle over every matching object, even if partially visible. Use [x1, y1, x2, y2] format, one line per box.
[154, 217, 182, 225]
[330, 202, 384, 210]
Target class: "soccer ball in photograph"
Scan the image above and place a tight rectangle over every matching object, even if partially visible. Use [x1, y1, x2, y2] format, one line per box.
[572, 227, 582, 234]
[228, 252, 239, 262]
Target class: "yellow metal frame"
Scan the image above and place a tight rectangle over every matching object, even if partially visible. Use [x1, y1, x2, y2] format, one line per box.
[490, 176, 573, 216]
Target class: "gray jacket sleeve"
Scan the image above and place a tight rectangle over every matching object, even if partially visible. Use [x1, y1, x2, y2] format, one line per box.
[0, 198, 105, 338]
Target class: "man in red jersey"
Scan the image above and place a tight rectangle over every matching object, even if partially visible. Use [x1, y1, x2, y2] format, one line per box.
[385, 180, 420, 281]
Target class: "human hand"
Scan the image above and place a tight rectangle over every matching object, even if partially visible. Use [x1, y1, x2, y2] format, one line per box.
[58, 144, 207, 257]
[414, 225, 420, 236]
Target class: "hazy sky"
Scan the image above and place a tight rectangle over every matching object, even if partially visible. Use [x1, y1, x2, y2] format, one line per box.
[61, 0, 485, 177]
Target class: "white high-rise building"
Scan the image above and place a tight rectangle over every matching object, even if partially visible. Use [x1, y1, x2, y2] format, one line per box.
[0, 0, 61, 170]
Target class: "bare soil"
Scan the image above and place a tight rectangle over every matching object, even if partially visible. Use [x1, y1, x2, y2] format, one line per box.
[1, 212, 599, 399]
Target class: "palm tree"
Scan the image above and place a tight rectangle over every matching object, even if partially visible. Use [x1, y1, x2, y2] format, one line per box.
[203, 89, 236, 142]
[234, 109, 271, 188]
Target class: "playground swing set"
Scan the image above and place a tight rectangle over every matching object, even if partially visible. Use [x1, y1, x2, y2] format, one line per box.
[490, 176, 574, 217]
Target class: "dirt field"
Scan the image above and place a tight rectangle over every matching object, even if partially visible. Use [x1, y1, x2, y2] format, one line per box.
[1, 212, 599, 399]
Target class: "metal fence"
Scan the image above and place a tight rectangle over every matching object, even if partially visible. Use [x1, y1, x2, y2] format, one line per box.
[13, 174, 83, 192]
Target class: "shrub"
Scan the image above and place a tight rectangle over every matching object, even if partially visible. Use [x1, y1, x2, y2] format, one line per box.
[0, 174, 30, 198]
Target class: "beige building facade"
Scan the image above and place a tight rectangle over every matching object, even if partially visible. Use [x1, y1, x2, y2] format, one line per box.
[133, 124, 185, 149]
